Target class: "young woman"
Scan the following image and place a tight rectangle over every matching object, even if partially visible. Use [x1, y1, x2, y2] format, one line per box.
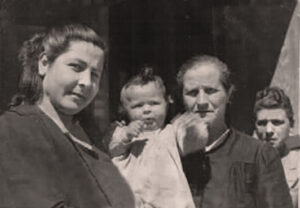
[0, 24, 135, 208]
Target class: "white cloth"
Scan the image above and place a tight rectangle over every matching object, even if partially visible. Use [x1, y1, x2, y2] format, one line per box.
[282, 150, 299, 208]
[112, 124, 195, 208]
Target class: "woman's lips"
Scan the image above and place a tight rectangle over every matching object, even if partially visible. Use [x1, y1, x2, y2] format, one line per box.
[70, 92, 86, 100]
[196, 110, 213, 118]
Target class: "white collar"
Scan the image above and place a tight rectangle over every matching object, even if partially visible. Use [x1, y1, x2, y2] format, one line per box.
[205, 129, 230, 153]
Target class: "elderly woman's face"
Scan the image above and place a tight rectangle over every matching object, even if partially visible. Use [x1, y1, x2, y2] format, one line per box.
[182, 63, 229, 128]
[41, 41, 105, 115]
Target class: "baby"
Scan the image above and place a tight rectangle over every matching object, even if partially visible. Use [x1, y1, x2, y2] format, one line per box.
[106, 67, 208, 208]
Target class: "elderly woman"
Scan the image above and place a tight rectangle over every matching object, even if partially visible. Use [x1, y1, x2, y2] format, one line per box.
[0, 24, 134, 208]
[173, 55, 293, 208]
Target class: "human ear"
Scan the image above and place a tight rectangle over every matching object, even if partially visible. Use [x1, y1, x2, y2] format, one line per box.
[226, 86, 235, 104]
[38, 53, 49, 77]
[167, 95, 174, 104]
[289, 127, 294, 136]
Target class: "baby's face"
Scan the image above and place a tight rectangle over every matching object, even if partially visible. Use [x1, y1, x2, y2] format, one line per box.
[123, 82, 167, 131]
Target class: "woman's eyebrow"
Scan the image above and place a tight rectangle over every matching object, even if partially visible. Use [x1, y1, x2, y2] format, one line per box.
[184, 85, 198, 91]
[71, 58, 87, 66]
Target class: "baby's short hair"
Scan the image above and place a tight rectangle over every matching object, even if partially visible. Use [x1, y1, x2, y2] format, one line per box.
[120, 66, 167, 105]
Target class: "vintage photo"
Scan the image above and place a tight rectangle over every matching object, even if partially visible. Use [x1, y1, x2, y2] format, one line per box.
[0, 0, 299, 207]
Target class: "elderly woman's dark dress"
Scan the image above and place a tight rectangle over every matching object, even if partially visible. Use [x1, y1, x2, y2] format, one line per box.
[183, 128, 292, 208]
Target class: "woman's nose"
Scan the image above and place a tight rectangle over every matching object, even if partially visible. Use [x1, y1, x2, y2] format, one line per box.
[78, 70, 92, 87]
[194, 90, 209, 110]
[196, 90, 209, 105]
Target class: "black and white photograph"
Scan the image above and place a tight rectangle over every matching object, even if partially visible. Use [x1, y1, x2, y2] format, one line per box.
[0, 0, 299, 207]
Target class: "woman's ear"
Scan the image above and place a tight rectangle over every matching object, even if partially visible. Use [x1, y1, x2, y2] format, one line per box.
[226, 86, 235, 104]
[167, 95, 174, 104]
[38, 53, 49, 77]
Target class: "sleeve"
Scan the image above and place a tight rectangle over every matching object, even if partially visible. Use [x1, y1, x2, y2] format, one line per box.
[0, 163, 15, 207]
[102, 122, 132, 157]
[284, 135, 300, 150]
[101, 122, 118, 152]
[255, 143, 293, 208]
[0, 117, 15, 207]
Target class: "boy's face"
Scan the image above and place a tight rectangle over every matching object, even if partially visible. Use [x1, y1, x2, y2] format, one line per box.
[255, 108, 291, 147]
[123, 82, 167, 131]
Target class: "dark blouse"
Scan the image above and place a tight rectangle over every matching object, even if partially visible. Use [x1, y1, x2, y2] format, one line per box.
[182, 129, 293, 208]
[0, 105, 135, 208]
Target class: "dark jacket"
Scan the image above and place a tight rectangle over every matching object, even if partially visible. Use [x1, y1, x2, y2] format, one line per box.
[182, 129, 293, 208]
[0, 105, 135, 208]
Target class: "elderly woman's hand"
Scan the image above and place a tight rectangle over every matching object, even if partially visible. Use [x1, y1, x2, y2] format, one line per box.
[172, 112, 209, 156]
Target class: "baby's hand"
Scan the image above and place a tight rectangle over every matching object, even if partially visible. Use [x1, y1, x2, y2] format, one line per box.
[172, 112, 209, 155]
[123, 120, 144, 142]
[109, 120, 143, 157]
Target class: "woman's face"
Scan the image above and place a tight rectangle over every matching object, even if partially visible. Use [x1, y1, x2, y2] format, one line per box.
[182, 63, 230, 129]
[40, 40, 105, 115]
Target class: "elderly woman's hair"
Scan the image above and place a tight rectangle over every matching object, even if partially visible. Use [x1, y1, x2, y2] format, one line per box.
[177, 55, 233, 93]
[10, 24, 106, 107]
[120, 66, 167, 105]
[254, 86, 294, 127]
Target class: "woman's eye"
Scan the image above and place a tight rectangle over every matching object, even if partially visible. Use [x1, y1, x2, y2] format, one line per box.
[91, 71, 100, 79]
[69, 63, 83, 72]
[204, 87, 218, 94]
[186, 90, 198, 97]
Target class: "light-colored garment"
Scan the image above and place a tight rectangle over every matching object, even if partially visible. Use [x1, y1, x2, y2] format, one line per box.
[112, 124, 195, 208]
[282, 150, 299, 208]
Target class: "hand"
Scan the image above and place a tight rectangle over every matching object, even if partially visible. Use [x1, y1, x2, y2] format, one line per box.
[172, 112, 209, 156]
[123, 120, 144, 142]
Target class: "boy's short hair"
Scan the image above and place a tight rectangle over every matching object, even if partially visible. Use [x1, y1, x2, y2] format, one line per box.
[254, 86, 294, 127]
[120, 66, 167, 105]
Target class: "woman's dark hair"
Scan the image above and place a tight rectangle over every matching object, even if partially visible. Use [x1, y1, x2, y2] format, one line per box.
[254, 86, 294, 127]
[10, 24, 106, 107]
